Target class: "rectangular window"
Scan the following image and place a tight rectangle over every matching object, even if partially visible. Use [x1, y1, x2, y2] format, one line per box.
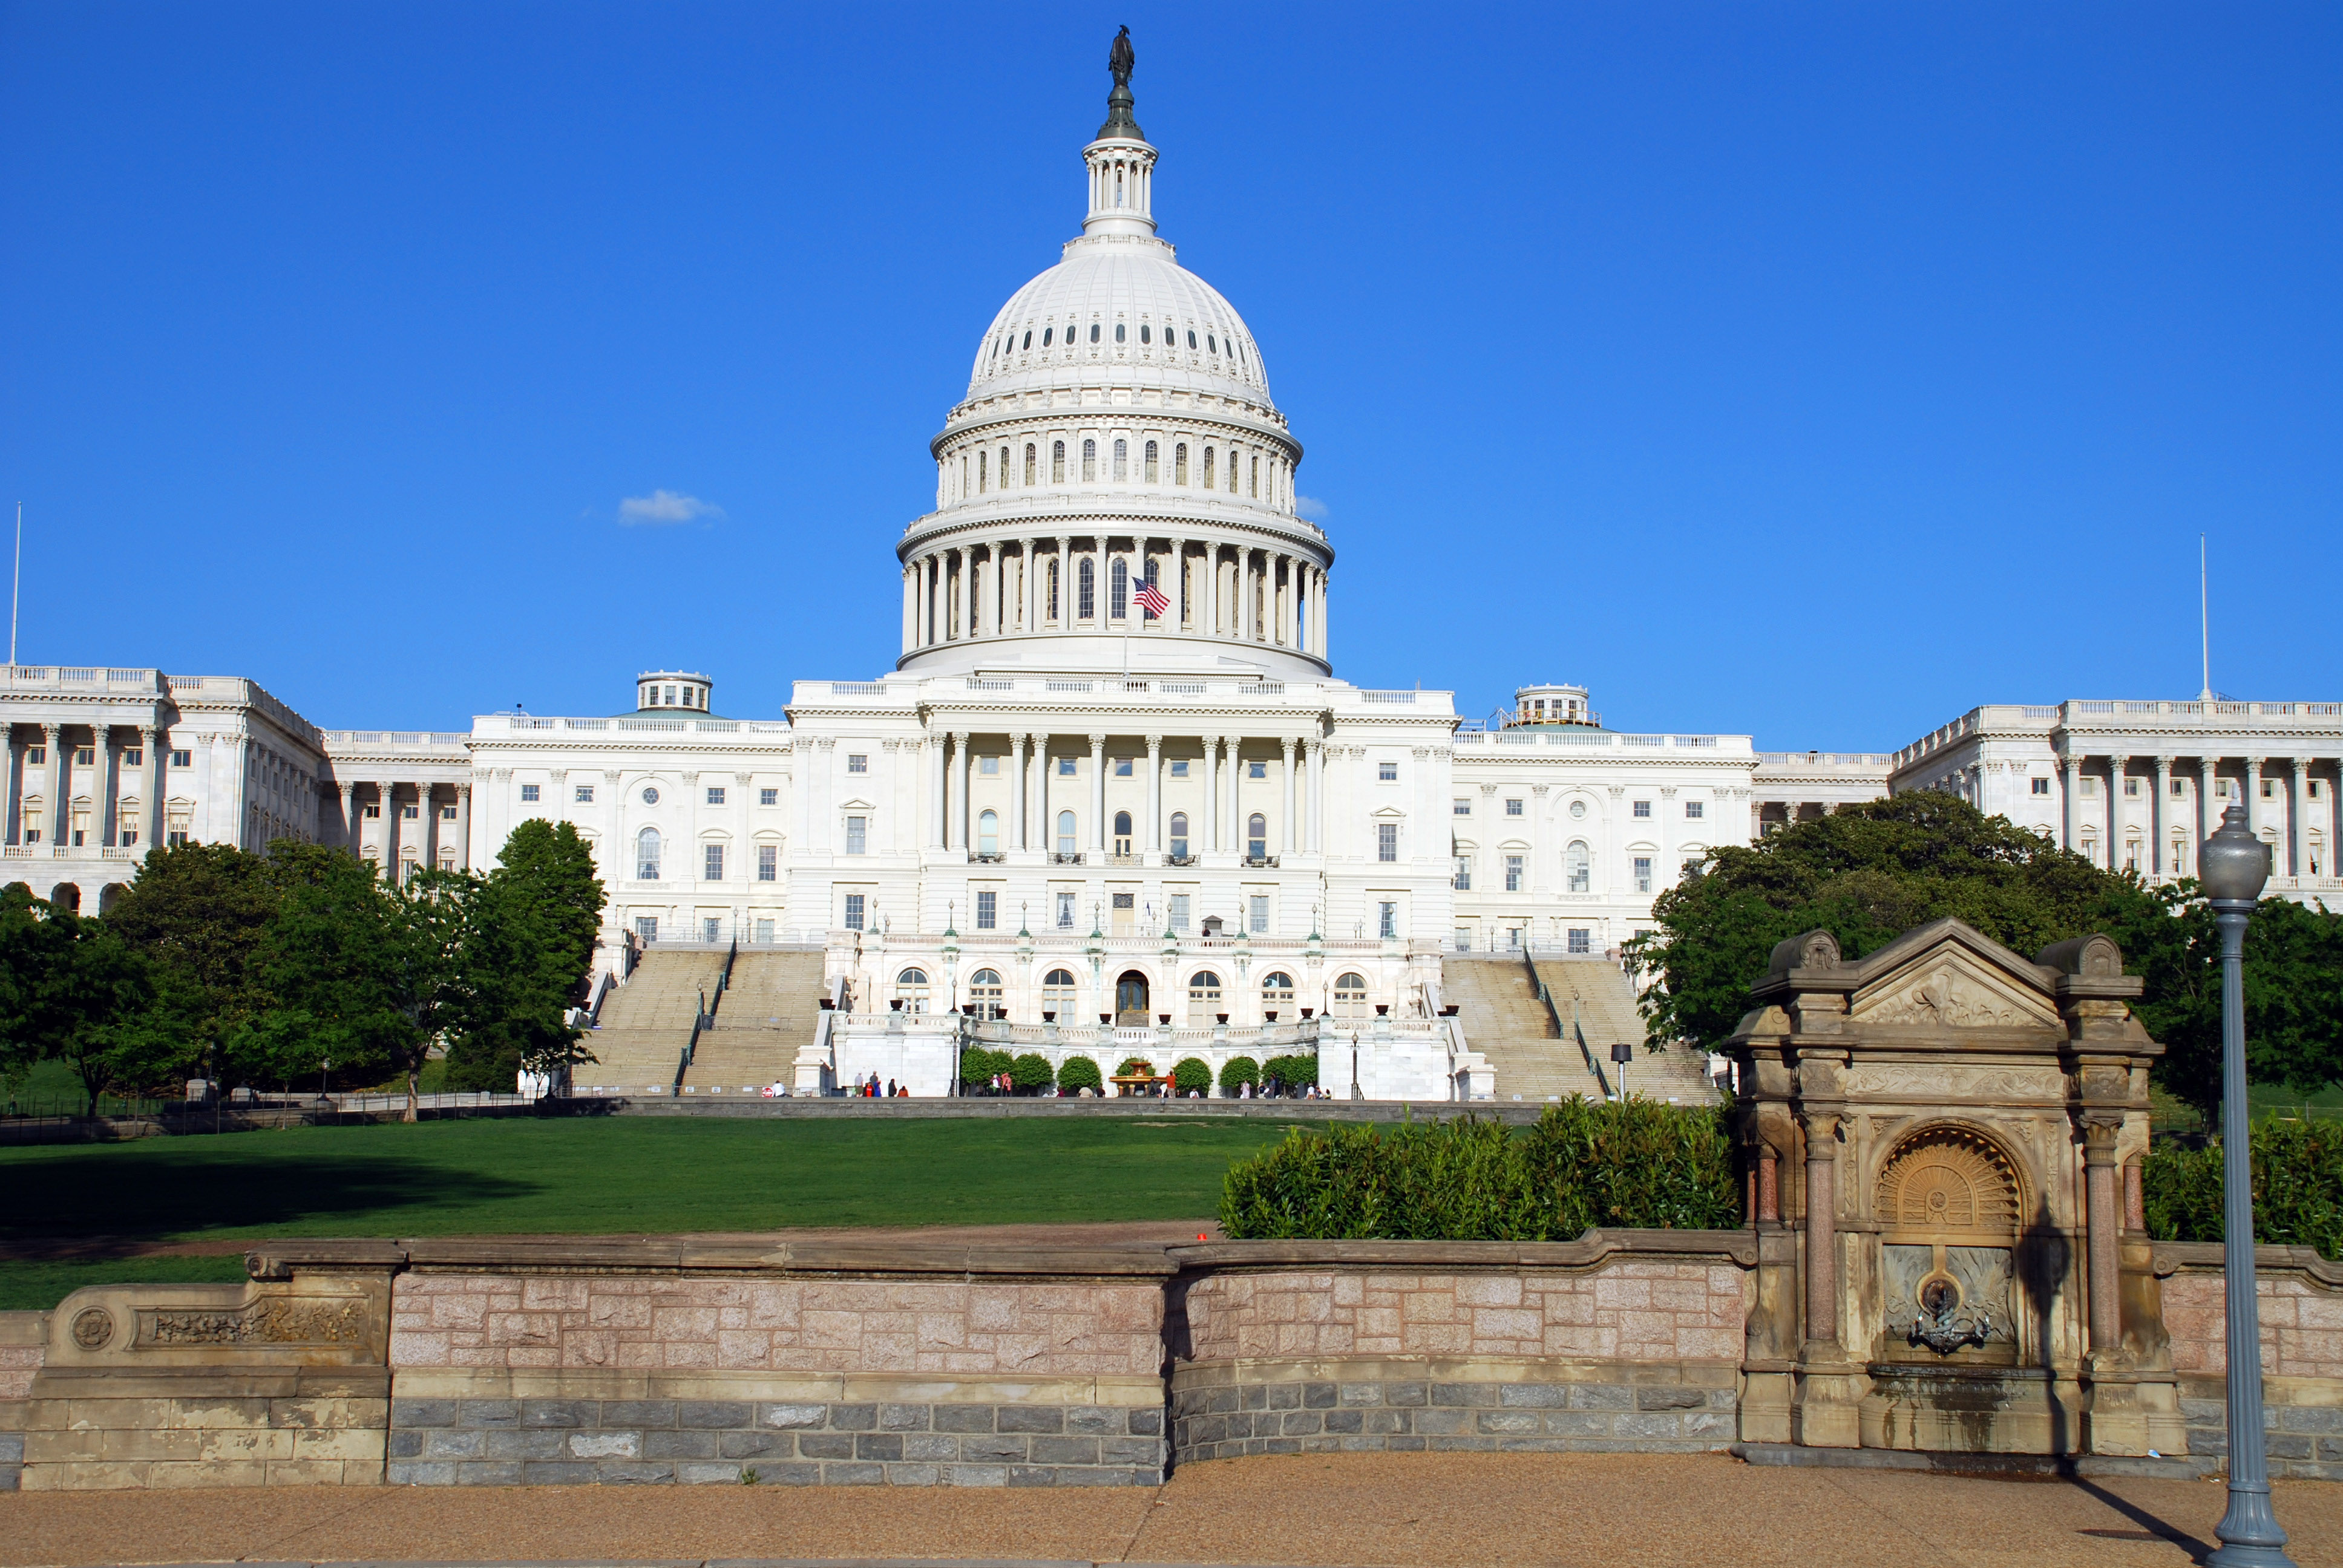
[845, 816, 867, 854]
[1685, 800, 1704, 820]
[2082, 778, 2099, 797]
[1114, 757, 1133, 777]
[123, 748, 142, 766]
[755, 918, 775, 943]
[2313, 780, 2326, 800]
[2032, 777, 2051, 795]
[1634, 856, 1653, 894]
[2217, 779, 2231, 797]
[1568, 927, 1591, 955]
[1454, 798, 1471, 815]
[2261, 779, 2275, 799]
[706, 786, 726, 806]
[843, 893, 865, 931]
[975, 890, 997, 930]
[980, 755, 1000, 776]
[575, 785, 595, 803]
[1170, 759, 1189, 778]
[1058, 756, 1077, 776]
[363, 803, 381, 819]
[441, 805, 457, 820]
[1377, 760, 1397, 782]
[847, 754, 868, 774]
[25, 746, 44, 765]
[760, 787, 778, 805]
[1378, 901, 1397, 939]
[1506, 799, 1523, 817]
[758, 844, 777, 881]
[1377, 823, 1398, 863]
[518, 786, 539, 803]
[1633, 800, 1651, 818]
[1454, 927, 1472, 953]
[2123, 777, 2140, 797]
[636, 915, 660, 942]
[167, 829, 188, 847]
[170, 748, 191, 768]
[74, 747, 94, 766]
[1505, 854, 1524, 892]
[1168, 893, 1191, 933]
[403, 803, 421, 819]
[1056, 891, 1076, 929]
[2172, 779, 2187, 797]
[704, 843, 724, 881]
[1250, 893, 1270, 934]
[1250, 759, 1268, 779]
[1453, 857, 1470, 890]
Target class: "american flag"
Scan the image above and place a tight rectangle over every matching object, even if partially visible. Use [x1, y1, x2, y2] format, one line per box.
[1133, 578, 1170, 618]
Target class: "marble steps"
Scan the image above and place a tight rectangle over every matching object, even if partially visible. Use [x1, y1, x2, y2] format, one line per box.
[1440, 956, 1607, 1105]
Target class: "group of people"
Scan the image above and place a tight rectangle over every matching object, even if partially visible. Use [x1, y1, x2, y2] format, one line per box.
[857, 1074, 908, 1097]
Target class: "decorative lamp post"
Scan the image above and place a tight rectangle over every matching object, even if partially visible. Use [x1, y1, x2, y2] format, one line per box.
[2200, 801, 2292, 1568]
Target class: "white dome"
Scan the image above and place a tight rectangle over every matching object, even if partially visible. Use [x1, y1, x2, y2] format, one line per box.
[965, 233, 1274, 410]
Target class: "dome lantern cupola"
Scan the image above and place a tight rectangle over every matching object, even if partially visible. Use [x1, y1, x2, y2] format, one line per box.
[1083, 25, 1156, 240]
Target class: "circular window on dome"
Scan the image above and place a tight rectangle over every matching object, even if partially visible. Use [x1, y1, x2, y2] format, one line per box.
[1089, 323, 1101, 343]
[1115, 322, 1126, 342]
[641, 786, 660, 806]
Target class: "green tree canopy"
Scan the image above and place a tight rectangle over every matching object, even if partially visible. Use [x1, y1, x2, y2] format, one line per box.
[102, 841, 281, 1084]
[1627, 792, 2342, 1112]
[442, 822, 606, 1091]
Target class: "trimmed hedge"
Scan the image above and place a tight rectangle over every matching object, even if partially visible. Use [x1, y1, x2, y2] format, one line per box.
[958, 1046, 1011, 1089]
[1218, 1056, 1260, 1093]
[1056, 1056, 1103, 1094]
[1262, 1053, 1317, 1091]
[1219, 1098, 1741, 1240]
[1009, 1052, 1055, 1093]
[1172, 1056, 1212, 1096]
[2144, 1117, 2343, 1261]
[1116, 1056, 1155, 1078]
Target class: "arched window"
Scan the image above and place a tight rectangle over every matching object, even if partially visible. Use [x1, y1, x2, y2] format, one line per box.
[1175, 442, 1188, 485]
[1144, 439, 1159, 482]
[1187, 969, 1223, 1024]
[1260, 971, 1294, 1019]
[1139, 323, 1151, 345]
[998, 445, 1009, 488]
[1078, 557, 1096, 619]
[1089, 322, 1101, 343]
[1248, 812, 1267, 860]
[894, 967, 931, 1014]
[1081, 439, 1096, 482]
[1110, 557, 1129, 618]
[1024, 443, 1037, 485]
[967, 967, 1004, 1019]
[1052, 440, 1066, 483]
[1249, 454, 1259, 497]
[1112, 438, 1128, 480]
[1203, 447, 1215, 489]
[1113, 811, 1133, 857]
[1331, 973, 1370, 1019]
[1042, 967, 1079, 1017]
[636, 826, 661, 880]
[1565, 840, 1591, 892]
[1115, 322, 1126, 342]
[1043, 327, 1054, 347]
[1228, 450, 1239, 493]
[1021, 329, 1031, 350]
[1057, 810, 1077, 857]
[1208, 333, 1217, 354]
[978, 809, 999, 856]
[977, 450, 987, 493]
[1048, 557, 1061, 620]
[1169, 811, 1190, 859]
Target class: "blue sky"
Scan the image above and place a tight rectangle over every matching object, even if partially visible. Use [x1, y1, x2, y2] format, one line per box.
[2, 4, 2335, 747]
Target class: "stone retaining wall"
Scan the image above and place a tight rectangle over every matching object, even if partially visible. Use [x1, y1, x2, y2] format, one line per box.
[2155, 1241, 2343, 1482]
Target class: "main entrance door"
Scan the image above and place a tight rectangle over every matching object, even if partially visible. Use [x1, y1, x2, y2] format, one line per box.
[1115, 970, 1151, 1026]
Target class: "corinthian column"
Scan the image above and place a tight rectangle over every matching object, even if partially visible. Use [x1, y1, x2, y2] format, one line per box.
[1088, 734, 1107, 853]
[1802, 1109, 1841, 1352]
[1144, 734, 1162, 855]
[1280, 736, 1297, 855]
[2152, 755, 2172, 877]
[1010, 733, 1028, 851]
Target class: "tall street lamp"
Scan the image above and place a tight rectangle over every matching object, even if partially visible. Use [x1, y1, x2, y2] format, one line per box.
[2199, 800, 2292, 1568]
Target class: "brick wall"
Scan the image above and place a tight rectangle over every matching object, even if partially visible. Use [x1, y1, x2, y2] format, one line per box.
[2155, 1243, 2343, 1483]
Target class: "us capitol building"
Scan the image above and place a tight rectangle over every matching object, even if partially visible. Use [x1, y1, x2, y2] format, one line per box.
[6, 52, 2338, 1098]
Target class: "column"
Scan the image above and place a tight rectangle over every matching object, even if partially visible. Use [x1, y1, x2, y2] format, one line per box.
[902, 565, 916, 652]
[376, 780, 398, 878]
[2198, 756, 2218, 847]
[1144, 734, 1162, 854]
[93, 724, 119, 848]
[1530, 783, 1550, 895]
[41, 724, 62, 847]
[952, 730, 971, 852]
[1202, 736, 1220, 852]
[418, 783, 436, 872]
[1024, 539, 1040, 632]
[1282, 558, 1296, 647]
[1089, 733, 1107, 853]
[2289, 756, 2309, 878]
[2062, 753, 2083, 853]
[1242, 551, 1256, 640]
[2152, 756, 2172, 876]
[1280, 736, 1297, 855]
[456, 782, 473, 869]
[2246, 758, 2263, 843]
[1031, 731, 1050, 852]
[2083, 1116, 2122, 1354]
[143, 726, 165, 851]
[1055, 536, 1071, 626]
[1093, 535, 1107, 625]
[928, 729, 946, 848]
[1306, 737, 1324, 854]
[2108, 756, 2126, 871]
[1009, 733, 1027, 850]
[1170, 537, 1187, 628]
[1225, 736, 1242, 850]
[1316, 567, 1329, 657]
[1802, 1109, 1840, 1351]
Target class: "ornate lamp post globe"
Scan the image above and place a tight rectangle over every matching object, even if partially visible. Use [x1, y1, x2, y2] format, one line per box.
[2200, 802, 2290, 1568]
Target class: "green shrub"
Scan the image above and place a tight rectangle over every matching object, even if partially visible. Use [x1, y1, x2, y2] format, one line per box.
[958, 1046, 1010, 1090]
[1056, 1056, 1103, 1094]
[1009, 1053, 1056, 1094]
[2144, 1117, 2343, 1260]
[1219, 1100, 1742, 1240]
[1116, 1056, 1155, 1078]
[1218, 1056, 1260, 1093]
[1262, 1054, 1317, 1092]
[1172, 1057, 1212, 1096]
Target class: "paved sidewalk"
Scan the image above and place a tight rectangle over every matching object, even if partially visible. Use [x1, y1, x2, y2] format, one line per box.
[0, 1452, 2336, 1567]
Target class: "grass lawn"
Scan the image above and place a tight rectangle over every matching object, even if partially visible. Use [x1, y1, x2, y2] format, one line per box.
[0, 1114, 1292, 1310]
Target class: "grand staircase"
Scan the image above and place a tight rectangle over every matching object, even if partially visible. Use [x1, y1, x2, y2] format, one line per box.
[574, 948, 728, 1094]
[682, 950, 830, 1094]
[1440, 956, 1608, 1105]
[1530, 956, 1720, 1105]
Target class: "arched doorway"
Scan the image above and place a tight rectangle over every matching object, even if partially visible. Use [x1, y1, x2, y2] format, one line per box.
[1114, 969, 1150, 1025]
[50, 883, 80, 913]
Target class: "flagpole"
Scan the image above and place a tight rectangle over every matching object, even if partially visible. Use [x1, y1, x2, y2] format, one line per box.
[2199, 533, 2212, 702]
[8, 502, 19, 669]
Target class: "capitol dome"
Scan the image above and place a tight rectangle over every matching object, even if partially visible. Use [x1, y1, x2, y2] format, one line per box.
[895, 40, 1328, 682]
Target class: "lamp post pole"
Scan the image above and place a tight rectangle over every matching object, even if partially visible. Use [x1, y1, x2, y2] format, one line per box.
[2201, 801, 2292, 1568]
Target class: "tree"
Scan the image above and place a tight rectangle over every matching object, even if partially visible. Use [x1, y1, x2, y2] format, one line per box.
[0, 884, 179, 1106]
[1625, 792, 2342, 1113]
[102, 841, 282, 1088]
[442, 822, 605, 1091]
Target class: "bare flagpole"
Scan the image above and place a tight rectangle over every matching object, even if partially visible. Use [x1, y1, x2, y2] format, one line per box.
[2200, 533, 2212, 702]
[8, 502, 19, 669]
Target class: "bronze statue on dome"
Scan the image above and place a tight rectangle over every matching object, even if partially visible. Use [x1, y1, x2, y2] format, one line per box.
[1109, 26, 1135, 88]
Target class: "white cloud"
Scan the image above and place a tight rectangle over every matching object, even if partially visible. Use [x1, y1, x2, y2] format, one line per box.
[1295, 494, 1330, 520]
[617, 489, 724, 526]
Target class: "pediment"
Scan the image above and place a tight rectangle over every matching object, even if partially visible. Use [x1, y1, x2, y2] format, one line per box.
[837, 798, 874, 811]
[1371, 805, 1407, 819]
[1849, 931, 2060, 1031]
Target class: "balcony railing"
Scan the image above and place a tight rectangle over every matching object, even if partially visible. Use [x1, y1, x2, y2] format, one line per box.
[967, 851, 1006, 864]
[1242, 855, 1280, 869]
[1049, 851, 1085, 865]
